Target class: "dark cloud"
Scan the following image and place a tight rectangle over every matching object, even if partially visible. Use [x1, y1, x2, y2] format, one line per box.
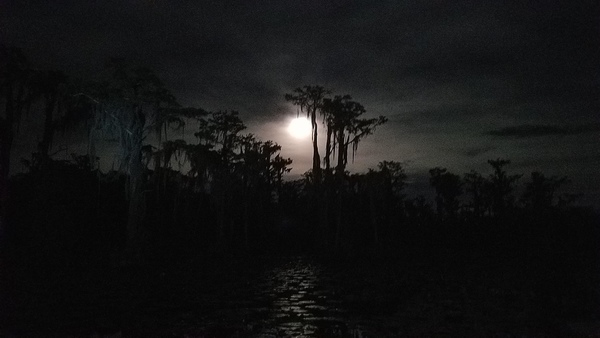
[463, 146, 496, 157]
[487, 123, 600, 138]
[2, 1, 598, 122]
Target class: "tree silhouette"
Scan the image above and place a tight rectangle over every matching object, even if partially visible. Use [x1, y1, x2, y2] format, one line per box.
[236, 134, 262, 247]
[33, 70, 68, 167]
[463, 170, 488, 218]
[320, 95, 387, 248]
[0, 45, 35, 239]
[203, 110, 247, 169]
[487, 159, 522, 217]
[271, 154, 293, 196]
[364, 161, 406, 245]
[322, 95, 387, 177]
[285, 85, 330, 184]
[147, 107, 204, 222]
[285, 86, 332, 247]
[184, 142, 218, 192]
[522, 171, 569, 211]
[429, 167, 462, 219]
[187, 110, 247, 240]
[234, 136, 292, 247]
[85, 59, 179, 260]
[404, 195, 434, 226]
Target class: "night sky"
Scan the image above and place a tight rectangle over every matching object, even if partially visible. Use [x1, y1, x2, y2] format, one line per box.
[2, 0, 599, 206]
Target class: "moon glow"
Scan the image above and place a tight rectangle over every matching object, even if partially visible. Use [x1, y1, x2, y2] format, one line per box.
[288, 117, 312, 139]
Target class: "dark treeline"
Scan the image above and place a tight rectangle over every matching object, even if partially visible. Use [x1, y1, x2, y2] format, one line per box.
[1, 46, 298, 262]
[1, 45, 598, 260]
[1, 45, 599, 332]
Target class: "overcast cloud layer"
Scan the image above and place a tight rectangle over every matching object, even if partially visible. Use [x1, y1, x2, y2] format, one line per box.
[2, 0, 599, 206]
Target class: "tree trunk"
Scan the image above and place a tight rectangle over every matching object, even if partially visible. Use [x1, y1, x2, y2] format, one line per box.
[0, 84, 16, 244]
[0, 134, 12, 243]
[124, 111, 146, 262]
[126, 181, 144, 259]
[218, 192, 226, 240]
[243, 194, 249, 249]
[369, 189, 378, 245]
[334, 188, 342, 251]
[125, 148, 145, 262]
[334, 131, 346, 251]
[38, 92, 57, 161]
[324, 125, 332, 171]
[318, 188, 329, 248]
[310, 110, 321, 183]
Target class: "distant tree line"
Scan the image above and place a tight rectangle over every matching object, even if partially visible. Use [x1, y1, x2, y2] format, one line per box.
[1, 45, 597, 276]
[1, 47, 295, 261]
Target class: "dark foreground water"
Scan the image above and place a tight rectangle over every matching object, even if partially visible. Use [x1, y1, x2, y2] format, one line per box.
[2, 255, 599, 337]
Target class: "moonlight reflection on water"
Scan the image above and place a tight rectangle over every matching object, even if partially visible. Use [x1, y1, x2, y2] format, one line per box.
[254, 257, 350, 336]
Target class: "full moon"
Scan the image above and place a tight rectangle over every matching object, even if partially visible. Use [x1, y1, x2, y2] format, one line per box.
[288, 117, 312, 139]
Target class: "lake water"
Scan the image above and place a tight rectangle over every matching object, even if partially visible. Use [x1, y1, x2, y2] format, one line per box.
[128, 256, 382, 337]
[3, 254, 596, 337]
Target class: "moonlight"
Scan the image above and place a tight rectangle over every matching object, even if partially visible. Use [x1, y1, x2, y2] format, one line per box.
[288, 117, 312, 139]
